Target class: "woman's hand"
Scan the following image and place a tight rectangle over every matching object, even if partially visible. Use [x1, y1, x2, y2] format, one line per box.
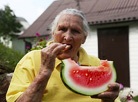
[40, 43, 67, 73]
[91, 83, 120, 102]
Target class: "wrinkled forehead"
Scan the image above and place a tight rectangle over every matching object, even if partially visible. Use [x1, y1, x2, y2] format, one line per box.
[57, 14, 83, 26]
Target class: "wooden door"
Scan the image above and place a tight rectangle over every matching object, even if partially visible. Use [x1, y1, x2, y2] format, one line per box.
[98, 26, 130, 87]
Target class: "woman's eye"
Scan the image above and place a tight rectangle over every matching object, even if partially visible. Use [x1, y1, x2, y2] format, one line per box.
[72, 29, 80, 34]
[59, 27, 67, 32]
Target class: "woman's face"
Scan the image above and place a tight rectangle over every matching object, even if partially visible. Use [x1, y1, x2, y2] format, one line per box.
[53, 14, 86, 60]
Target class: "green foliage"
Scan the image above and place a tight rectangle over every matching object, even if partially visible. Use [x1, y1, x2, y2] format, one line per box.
[0, 5, 22, 38]
[29, 33, 48, 51]
[134, 96, 138, 101]
[30, 39, 47, 51]
[0, 43, 24, 72]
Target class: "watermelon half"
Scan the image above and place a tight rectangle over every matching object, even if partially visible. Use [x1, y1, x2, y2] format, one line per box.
[60, 59, 116, 96]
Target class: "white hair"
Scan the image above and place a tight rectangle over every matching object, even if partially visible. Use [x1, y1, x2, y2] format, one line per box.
[51, 8, 90, 37]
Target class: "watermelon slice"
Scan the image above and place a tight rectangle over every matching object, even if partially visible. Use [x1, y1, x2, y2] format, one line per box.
[60, 59, 116, 96]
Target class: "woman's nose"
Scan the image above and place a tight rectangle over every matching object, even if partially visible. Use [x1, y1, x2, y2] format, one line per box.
[63, 31, 73, 41]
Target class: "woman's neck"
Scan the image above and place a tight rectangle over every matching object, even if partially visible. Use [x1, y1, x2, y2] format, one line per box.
[71, 52, 79, 63]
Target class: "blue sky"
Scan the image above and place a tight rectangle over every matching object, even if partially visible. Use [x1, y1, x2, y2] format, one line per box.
[0, 0, 55, 24]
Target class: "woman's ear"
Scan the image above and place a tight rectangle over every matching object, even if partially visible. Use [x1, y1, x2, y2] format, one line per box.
[52, 32, 55, 38]
[82, 35, 86, 44]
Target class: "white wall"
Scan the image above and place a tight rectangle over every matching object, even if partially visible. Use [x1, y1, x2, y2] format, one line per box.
[82, 28, 98, 57]
[129, 23, 138, 89]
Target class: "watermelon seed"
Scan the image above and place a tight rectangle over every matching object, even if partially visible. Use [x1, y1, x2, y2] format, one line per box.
[73, 70, 76, 73]
[85, 73, 88, 76]
[73, 70, 79, 73]
[87, 77, 93, 85]
[76, 70, 79, 73]
[89, 78, 92, 81]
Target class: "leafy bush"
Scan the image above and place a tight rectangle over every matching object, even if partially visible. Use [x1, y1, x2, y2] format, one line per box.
[29, 33, 48, 51]
[0, 43, 24, 72]
[30, 39, 47, 51]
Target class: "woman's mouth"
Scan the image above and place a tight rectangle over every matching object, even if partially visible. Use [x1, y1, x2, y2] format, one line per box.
[63, 44, 72, 51]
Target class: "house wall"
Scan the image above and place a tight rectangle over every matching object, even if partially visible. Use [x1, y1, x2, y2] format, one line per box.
[129, 23, 138, 90]
[12, 38, 25, 54]
[11, 17, 30, 54]
[82, 23, 138, 90]
[82, 28, 98, 57]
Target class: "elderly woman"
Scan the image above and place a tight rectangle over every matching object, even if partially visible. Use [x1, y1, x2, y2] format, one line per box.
[6, 8, 120, 102]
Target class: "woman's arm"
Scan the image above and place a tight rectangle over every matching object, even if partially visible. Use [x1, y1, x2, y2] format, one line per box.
[16, 70, 52, 102]
[16, 43, 67, 102]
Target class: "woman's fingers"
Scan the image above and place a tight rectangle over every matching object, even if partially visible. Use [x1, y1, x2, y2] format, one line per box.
[107, 83, 120, 91]
[41, 43, 67, 56]
[99, 83, 120, 100]
[52, 44, 67, 56]
[90, 83, 120, 101]
[98, 91, 118, 100]
[41, 43, 68, 70]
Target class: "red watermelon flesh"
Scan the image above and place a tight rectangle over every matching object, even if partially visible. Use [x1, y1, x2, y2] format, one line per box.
[60, 59, 116, 96]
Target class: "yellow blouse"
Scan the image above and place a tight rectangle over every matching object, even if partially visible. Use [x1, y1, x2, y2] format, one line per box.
[6, 47, 120, 102]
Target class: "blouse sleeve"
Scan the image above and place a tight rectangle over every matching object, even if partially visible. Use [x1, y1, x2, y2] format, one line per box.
[6, 50, 41, 102]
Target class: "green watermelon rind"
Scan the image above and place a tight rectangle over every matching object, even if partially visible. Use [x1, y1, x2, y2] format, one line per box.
[60, 60, 117, 96]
